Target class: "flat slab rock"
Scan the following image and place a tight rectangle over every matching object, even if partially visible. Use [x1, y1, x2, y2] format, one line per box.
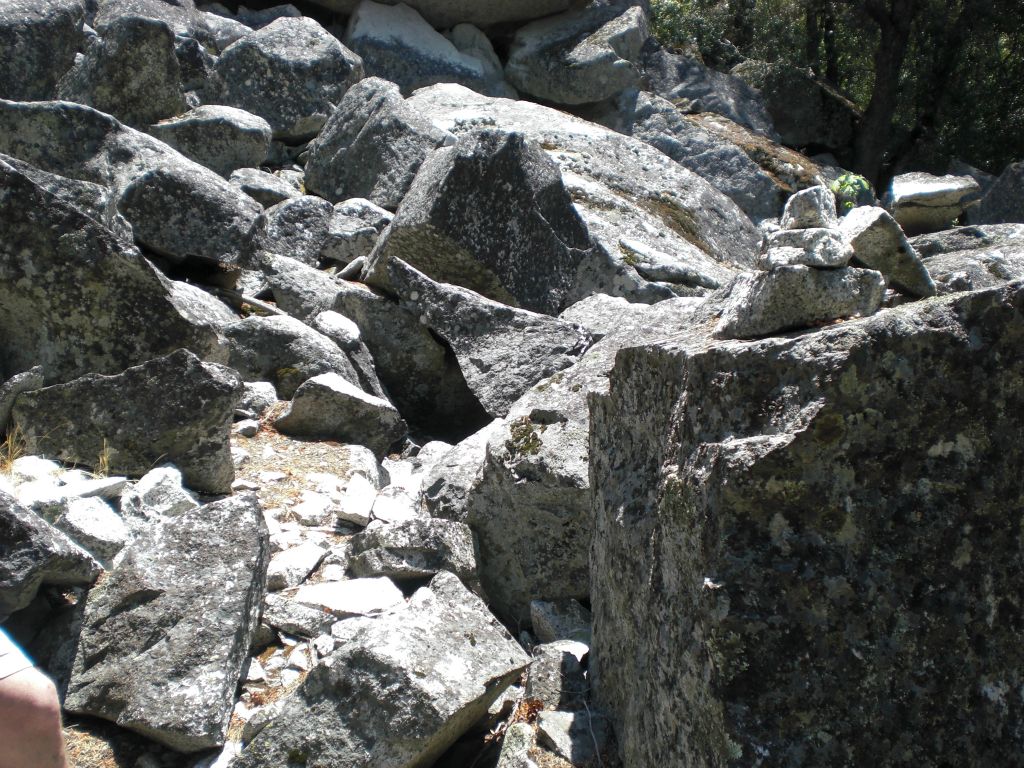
[64, 493, 269, 753]
[236, 571, 531, 768]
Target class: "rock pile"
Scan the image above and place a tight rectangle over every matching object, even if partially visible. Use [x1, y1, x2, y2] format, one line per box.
[0, 0, 1022, 766]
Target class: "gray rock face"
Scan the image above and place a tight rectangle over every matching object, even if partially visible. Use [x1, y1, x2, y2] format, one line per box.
[343, 1, 504, 96]
[0, 0, 85, 101]
[224, 314, 361, 399]
[406, 85, 761, 303]
[0, 156, 225, 386]
[0, 491, 100, 621]
[65, 493, 269, 753]
[639, 42, 777, 139]
[12, 350, 242, 494]
[526, 641, 588, 710]
[839, 205, 936, 297]
[0, 99, 264, 268]
[349, 518, 480, 590]
[781, 184, 838, 230]
[885, 172, 981, 235]
[976, 161, 1024, 225]
[590, 280, 1024, 768]
[93, 0, 202, 37]
[305, 77, 453, 210]
[236, 571, 530, 768]
[215, 16, 364, 141]
[57, 15, 185, 128]
[254, 195, 334, 266]
[732, 59, 859, 154]
[0, 367, 43, 433]
[321, 198, 393, 264]
[714, 266, 885, 339]
[761, 228, 852, 269]
[506, 5, 647, 106]
[274, 372, 407, 458]
[364, 129, 595, 316]
[229, 167, 301, 207]
[301, 0, 571, 28]
[911, 224, 1024, 295]
[425, 298, 707, 624]
[148, 106, 272, 178]
[375, 260, 593, 417]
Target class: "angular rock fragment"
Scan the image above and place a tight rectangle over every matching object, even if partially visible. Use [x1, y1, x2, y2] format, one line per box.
[840, 205, 937, 297]
[57, 15, 186, 128]
[215, 16, 363, 141]
[714, 265, 885, 339]
[912, 224, 1024, 294]
[53, 496, 128, 567]
[148, 106, 272, 178]
[253, 195, 334, 266]
[885, 171, 980, 235]
[292, 576, 403, 618]
[761, 228, 852, 269]
[0, 492, 100, 620]
[506, 5, 647, 106]
[348, 518, 479, 590]
[537, 710, 612, 765]
[0, 156, 226, 385]
[526, 641, 588, 710]
[304, 77, 453, 209]
[229, 168, 301, 208]
[530, 599, 592, 645]
[364, 129, 595, 316]
[0, 0, 85, 101]
[976, 161, 1024, 225]
[65, 493, 269, 752]
[321, 198, 393, 265]
[267, 541, 328, 591]
[274, 373, 407, 458]
[344, 1, 505, 96]
[781, 184, 839, 230]
[12, 350, 242, 494]
[236, 571, 530, 768]
[0, 367, 43, 433]
[591, 280, 1024, 768]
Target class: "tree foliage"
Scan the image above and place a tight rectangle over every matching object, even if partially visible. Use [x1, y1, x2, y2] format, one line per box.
[649, 0, 1024, 182]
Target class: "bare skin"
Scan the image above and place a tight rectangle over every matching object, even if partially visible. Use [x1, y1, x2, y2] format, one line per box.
[0, 632, 67, 768]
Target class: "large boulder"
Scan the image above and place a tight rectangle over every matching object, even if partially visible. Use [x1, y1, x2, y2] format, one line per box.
[976, 161, 1024, 225]
[56, 15, 186, 128]
[12, 350, 242, 494]
[364, 129, 597, 316]
[0, 0, 86, 101]
[147, 106, 272, 178]
[911, 224, 1024, 295]
[215, 16, 364, 141]
[506, 5, 648, 106]
[252, 195, 335, 266]
[236, 571, 530, 767]
[0, 99, 263, 267]
[885, 172, 981, 235]
[406, 84, 761, 304]
[65, 493, 269, 752]
[343, 1, 509, 97]
[304, 77, 454, 210]
[0, 156, 225, 385]
[590, 280, 1024, 767]
[299, 0, 572, 29]
[0, 492, 100, 621]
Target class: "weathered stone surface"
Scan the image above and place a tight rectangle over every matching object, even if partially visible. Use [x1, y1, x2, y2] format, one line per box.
[348, 518, 479, 589]
[781, 184, 838, 230]
[199, 8, 252, 52]
[426, 298, 707, 624]
[0, 156, 226, 385]
[321, 198, 393, 264]
[343, 1, 505, 96]
[57, 15, 185, 128]
[590, 280, 1024, 768]
[407, 85, 760, 303]
[253, 195, 334, 266]
[840, 205, 936, 297]
[496, 722, 537, 768]
[506, 5, 647, 106]
[0, 0, 85, 101]
[445, 22, 516, 98]
[229, 167, 301, 208]
[537, 710, 612, 766]
[309, 309, 387, 400]
[53, 496, 128, 567]
[274, 373, 407, 457]
[911, 224, 1024, 295]
[976, 161, 1024, 225]
[304, 77, 453, 210]
[267, 541, 328, 591]
[300, 0, 571, 29]
[291, 576, 403, 618]
[261, 592, 334, 638]
[732, 59, 859, 155]
[364, 129, 596, 316]
[215, 16, 364, 141]
[760, 228, 852, 269]
[374, 260, 593, 417]
[714, 266, 885, 339]
[0, 491, 100, 621]
[526, 641, 588, 710]
[224, 314, 361, 399]
[237, 571, 530, 768]
[0, 367, 43, 433]
[558, 294, 652, 341]
[148, 106, 272, 178]
[119, 466, 199, 525]
[12, 350, 242, 494]
[639, 42, 777, 139]
[65, 493, 269, 752]
[93, 0, 202, 37]
[530, 599, 592, 645]
[885, 172, 981, 235]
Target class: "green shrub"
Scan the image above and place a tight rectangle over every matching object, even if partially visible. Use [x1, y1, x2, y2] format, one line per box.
[830, 172, 874, 214]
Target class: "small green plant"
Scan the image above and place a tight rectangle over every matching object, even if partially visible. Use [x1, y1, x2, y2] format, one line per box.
[506, 417, 543, 458]
[830, 173, 874, 214]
